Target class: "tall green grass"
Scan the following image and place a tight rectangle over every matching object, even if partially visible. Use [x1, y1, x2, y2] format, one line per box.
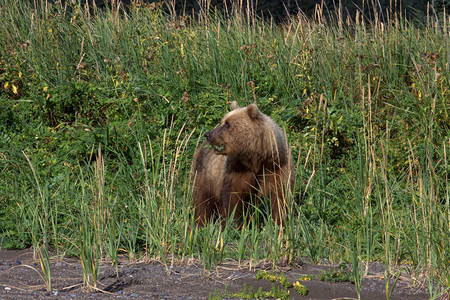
[1, 0, 449, 297]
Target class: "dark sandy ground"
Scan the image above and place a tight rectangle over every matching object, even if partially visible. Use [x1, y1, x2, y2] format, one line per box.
[0, 249, 428, 299]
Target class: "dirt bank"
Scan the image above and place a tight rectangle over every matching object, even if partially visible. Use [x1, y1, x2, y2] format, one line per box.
[0, 249, 427, 299]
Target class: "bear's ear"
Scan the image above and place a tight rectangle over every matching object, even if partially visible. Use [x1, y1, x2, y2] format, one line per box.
[231, 101, 240, 110]
[247, 103, 261, 120]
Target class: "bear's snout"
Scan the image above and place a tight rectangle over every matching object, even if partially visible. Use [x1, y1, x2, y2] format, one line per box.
[204, 131, 212, 141]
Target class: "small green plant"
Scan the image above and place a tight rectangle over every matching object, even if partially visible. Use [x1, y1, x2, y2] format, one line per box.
[298, 274, 315, 281]
[255, 270, 291, 288]
[317, 266, 355, 284]
[255, 270, 309, 296]
[293, 281, 308, 296]
[210, 284, 290, 300]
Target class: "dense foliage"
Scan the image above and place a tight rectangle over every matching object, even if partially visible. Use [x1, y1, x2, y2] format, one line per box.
[1, 0, 449, 295]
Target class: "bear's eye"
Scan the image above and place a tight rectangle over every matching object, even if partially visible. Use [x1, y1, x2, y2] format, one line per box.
[224, 121, 230, 127]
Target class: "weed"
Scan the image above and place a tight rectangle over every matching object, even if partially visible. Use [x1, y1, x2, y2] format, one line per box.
[293, 281, 308, 296]
[317, 267, 355, 284]
[298, 274, 315, 281]
[211, 283, 290, 300]
[255, 270, 292, 288]
[255, 270, 309, 296]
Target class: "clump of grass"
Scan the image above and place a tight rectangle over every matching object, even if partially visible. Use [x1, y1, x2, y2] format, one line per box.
[36, 243, 52, 292]
[21, 152, 52, 291]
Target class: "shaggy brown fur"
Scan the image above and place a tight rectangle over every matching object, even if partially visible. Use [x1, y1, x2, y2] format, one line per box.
[192, 101, 294, 226]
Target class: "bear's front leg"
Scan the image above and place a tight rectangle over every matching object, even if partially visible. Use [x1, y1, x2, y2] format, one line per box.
[220, 174, 250, 223]
[194, 189, 215, 226]
[260, 171, 289, 226]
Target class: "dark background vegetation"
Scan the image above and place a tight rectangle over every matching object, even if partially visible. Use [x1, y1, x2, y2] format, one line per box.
[69, 0, 447, 20]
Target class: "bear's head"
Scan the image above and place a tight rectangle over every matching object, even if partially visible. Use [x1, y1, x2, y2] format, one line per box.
[204, 101, 264, 157]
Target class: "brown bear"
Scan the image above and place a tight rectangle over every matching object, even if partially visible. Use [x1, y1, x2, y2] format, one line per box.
[192, 101, 294, 226]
